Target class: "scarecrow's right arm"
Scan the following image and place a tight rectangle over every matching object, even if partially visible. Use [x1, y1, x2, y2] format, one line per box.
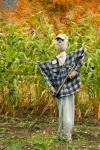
[39, 63, 56, 93]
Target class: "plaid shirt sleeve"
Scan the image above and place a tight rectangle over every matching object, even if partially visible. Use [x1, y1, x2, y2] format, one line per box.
[73, 47, 85, 72]
[38, 61, 56, 93]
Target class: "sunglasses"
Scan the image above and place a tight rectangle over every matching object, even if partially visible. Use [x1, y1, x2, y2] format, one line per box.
[56, 37, 64, 41]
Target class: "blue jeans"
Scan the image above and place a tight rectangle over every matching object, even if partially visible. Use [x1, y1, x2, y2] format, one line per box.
[56, 94, 74, 138]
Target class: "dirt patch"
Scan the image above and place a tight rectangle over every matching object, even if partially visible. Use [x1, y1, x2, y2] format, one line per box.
[0, 115, 100, 150]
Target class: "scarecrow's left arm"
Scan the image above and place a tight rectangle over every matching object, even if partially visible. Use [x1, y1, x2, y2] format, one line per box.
[74, 47, 85, 73]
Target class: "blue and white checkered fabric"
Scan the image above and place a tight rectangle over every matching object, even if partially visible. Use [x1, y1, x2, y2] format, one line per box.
[39, 47, 85, 98]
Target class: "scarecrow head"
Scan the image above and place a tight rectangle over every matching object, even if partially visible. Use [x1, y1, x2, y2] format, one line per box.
[55, 34, 68, 52]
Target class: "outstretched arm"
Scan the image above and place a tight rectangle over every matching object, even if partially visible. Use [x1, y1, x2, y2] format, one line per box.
[68, 47, 86, 79]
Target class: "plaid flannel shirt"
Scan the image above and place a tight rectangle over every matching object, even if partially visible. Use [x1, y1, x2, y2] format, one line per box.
[39, 47, 85, 98]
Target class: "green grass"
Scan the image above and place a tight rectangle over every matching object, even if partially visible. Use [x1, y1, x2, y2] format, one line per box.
[0, 115, 100, 150]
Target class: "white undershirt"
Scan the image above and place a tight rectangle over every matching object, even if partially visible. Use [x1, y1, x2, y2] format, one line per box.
[56, 51, 66, 66]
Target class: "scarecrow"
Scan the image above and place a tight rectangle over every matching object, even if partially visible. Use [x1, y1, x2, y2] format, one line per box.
[39, 34, 85, 141]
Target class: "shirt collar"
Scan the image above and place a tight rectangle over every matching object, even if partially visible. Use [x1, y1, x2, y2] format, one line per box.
[57, 51, 66, 59]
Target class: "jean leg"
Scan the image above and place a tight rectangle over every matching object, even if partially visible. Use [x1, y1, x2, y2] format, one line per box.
[62, 94, 75, 138]
[56, 98, 63, 135]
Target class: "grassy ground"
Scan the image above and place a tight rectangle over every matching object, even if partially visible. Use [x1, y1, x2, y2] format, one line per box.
[0, 114, 100, 150]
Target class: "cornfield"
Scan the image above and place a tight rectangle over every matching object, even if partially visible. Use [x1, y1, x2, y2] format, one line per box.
[0, 16, 100, 119]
